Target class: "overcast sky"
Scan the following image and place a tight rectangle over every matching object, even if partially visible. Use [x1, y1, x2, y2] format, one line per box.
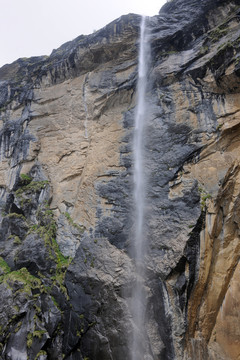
[0, 0, 167, 68]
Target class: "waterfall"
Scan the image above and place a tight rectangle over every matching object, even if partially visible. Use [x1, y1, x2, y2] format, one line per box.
[133, 15, 149, 262]
[82, 76, 89, 139]
[131, 15, 152, 360]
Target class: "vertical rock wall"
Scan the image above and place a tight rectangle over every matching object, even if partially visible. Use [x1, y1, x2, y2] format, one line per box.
[0, 0, 240, 359]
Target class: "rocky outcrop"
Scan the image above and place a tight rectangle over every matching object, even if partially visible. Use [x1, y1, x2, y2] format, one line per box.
[0, 0, 240, 359]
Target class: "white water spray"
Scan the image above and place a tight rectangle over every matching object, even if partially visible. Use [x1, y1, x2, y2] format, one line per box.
[131, 15, 152, 360]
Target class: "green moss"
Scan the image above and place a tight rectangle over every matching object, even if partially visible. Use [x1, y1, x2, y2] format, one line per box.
[14, 320, 22, 333]
[217, 41, 233, 53]
[28, 207, 56, 254]
[27, 204, 71, 298]
[216, 123, 223, 130]
[51, 295, 62, 311]
[34, 351, 47, 360]
[51, 265, 69, 298]
[90, 259, 95, 268]
[33, 330, 46, 339]
[198, 186, 212, 210]
[40, 211, 70, 292]
[15, 180, 49, 198]
[7, 235, 21, 245]
[4, 194, 71, 303]
[27, 332, 33, 348]
[202, 193, 212, 201]
[33, 304, 41, 314]
[82, 247, 95, 268]
[88, 321, 96, 328]
[64, 212, 85, 233]
[208, 24, 228, 43]
[6, 213, 26, 220]
[20, 173, 32, 185]
[14, 305, 20, 312]
[0, 257, 11, 274]
[0, 267, 42, 295]
[14, 237, 21, 245]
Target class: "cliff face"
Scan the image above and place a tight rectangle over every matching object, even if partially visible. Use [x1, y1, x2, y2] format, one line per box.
[0, 0, 240, 359]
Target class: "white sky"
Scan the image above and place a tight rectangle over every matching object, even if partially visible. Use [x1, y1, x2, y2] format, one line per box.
[0, 0, 167, 68]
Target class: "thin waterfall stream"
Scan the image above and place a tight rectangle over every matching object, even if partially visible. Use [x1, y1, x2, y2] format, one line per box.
[131, 15, 152, 360]
[83, 81, 89, 138]
[133, 15, 149, 262]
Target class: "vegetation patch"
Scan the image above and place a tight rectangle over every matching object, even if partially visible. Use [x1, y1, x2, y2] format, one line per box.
[198, 186, 212, 210]
[0, 174, 74, 355]
[217, 41, 234, 53]
[159, 49, 178, 57]
[1, 267, 42, 294]
[216, 123, 223, 131]
[28, 204, 72, 297]
[27, 332, 33, 348]
[0, 257, 11, 275]
[8, 235, 21, 245]
[82, 246, 95, 268]
[15, 180, 49, 197]
[14, 178, 49, 210]
[33, 329, 46, 339]
[208, 26, 228, 43]
[19, 173, 32, 185]
[64, 212, 85, 233]
[5, 212, 26, 220]
[34, 350, 47, 360]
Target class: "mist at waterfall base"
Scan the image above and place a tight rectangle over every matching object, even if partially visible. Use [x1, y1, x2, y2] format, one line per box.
[130, 16, 153, 360]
